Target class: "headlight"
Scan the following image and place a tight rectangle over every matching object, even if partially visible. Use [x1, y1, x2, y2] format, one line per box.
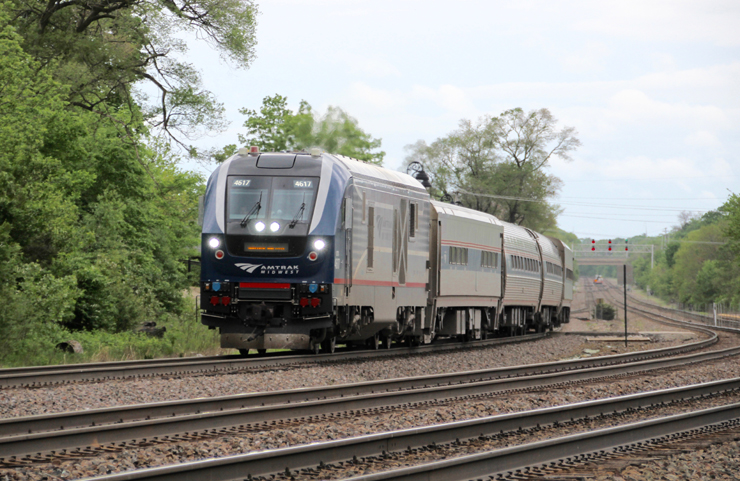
[255, 221, 265, 232]
[208, 237, 220, 248]
[270, 221, 280, 232]
[313, 239, 326, 250]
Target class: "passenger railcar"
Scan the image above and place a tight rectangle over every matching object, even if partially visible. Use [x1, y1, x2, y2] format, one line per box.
[199, 149, 573, 354]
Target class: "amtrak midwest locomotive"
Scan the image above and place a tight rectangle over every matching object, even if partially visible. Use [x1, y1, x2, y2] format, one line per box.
[200, 148, 574, 354]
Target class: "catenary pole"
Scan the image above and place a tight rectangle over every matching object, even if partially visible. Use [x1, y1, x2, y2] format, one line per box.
[624, 264, 628, 347]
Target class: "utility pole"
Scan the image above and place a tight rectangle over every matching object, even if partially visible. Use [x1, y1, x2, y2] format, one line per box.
[651, 244, 654, 270]
[624, 264, 628, 347]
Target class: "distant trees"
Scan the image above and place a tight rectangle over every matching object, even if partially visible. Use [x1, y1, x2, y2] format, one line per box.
[216, 94, 385, 165]
[404, 108, 580, 232]
[1, 2, 219, 364]
[6, 0, 258, 155]
[632, 196, 740, 306]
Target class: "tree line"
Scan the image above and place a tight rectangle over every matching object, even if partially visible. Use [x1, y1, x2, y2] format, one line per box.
[0, 0, 260, 364]
[632, 197, 740, 307]
[0, 0, 589, 366]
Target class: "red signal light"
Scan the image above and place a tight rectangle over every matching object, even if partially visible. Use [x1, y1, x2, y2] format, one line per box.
[592, 246, 595, 251]
[608, 246, 612, 251]
[608, 239, 612, 244]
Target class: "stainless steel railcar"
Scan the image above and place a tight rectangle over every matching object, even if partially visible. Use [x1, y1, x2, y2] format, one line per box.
[199, 149, 572, 353]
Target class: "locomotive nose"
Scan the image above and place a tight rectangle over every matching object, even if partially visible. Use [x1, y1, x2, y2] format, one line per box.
[240, 302, 274, 324]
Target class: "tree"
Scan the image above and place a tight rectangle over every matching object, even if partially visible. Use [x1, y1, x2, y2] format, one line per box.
[1, 3, 207, 363]
[230, 94, 385, 164]
[482, 108, 578, 226]
[237, 95, 313, 152]
[404, 108, 579, 232]
[7, 0, 258, 154]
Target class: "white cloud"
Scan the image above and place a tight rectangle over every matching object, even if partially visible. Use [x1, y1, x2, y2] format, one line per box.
[333, 52, 402, 78]
[345, 82, 407, 111]
[571, 0, 740, 47]
[560, 43, 610, 73]
[411, 84, 478, 116]
[685, 131, 720, 148]
[606, 89, 729, 129]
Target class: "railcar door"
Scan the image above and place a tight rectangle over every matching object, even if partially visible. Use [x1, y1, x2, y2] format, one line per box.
[343, 190, 353, 296]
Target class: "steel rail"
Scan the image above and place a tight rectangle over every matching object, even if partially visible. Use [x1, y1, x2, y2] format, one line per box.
[73, 379, 740, 481]
[600, 280, 740, 336]
[349, 402, 740, 481]
[0, 319, 717, 437]
[0, 333, 546, 389]
[1, 328, 736, 460]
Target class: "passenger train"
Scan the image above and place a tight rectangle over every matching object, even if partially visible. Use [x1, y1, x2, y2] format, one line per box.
[200, 149, 574, 354]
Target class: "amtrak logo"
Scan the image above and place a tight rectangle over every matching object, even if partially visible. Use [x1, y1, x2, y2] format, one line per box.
[235, 263, 263, 273]
[236, 263, 300, 275]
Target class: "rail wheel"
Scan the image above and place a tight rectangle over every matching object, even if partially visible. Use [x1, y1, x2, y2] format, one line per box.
[238, 349, 249, 356]
[383, 335, 392, 349]
[322, 335, 336, 354]
[257, 349, 267, 355]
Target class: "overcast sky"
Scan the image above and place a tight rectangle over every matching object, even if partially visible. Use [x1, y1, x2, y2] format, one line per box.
[180, 0, 739, 240]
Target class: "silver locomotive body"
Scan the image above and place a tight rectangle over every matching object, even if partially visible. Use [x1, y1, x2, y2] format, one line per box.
[200, 150, 574, 353]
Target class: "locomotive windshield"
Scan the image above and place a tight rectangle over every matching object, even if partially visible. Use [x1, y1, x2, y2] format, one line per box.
[227, 176, 318, 226]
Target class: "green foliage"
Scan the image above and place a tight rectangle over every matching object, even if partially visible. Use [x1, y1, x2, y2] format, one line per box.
[7, 0, 258, 155]
[0, 296, 222, 367]
[234, 94, 385, 165]
[594, 302, 616, 321]
[0, 4, 206, 365]
[404, 108, 579, 232]
[630, 197, 740, 306]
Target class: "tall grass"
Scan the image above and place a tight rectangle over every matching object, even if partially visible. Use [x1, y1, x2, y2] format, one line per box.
[0, 295, 231, 368]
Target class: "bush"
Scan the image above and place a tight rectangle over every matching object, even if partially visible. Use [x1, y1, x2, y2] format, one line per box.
[594, 302, 616, 321]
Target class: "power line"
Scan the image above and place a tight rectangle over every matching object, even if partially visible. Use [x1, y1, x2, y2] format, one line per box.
[559, 214, 676, 224]
[563, 174, 736, 182]
[456, 189, 711, 213]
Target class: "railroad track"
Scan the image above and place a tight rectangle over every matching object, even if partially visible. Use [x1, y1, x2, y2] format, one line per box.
[65, 378, 740, 481]
[598, 281, 740, 342]
[0, 316, 728, 465]
[0, 333, 546, 389]
[5, 285, 739, 479]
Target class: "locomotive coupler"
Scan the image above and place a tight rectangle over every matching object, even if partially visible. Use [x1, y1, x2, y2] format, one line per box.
[247, 325, 266, 342]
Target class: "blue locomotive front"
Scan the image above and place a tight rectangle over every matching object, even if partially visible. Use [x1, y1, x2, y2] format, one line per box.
[200, 149, 347, 353]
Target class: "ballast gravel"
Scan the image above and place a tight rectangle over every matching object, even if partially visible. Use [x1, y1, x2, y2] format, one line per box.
[2, 350, 740, 480]
[0, 306, 732, 481]
[0, 332, 690, 419]
[0, 306, 705, 419]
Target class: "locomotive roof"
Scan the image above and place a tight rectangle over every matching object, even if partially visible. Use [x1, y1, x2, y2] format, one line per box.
[329, 154, 427, 192]
[431, 200, 503, 225]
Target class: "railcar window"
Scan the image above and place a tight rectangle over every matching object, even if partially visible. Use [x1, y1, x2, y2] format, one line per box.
[450, 247, 469, 265]
[393, 209, 398, 273]
[409, 203, 416, 238]
[228, 177, 269, 221]
[481, 250, 496, 268]
[362, 191, 366, 224]
[227, 176, 318, 225]
[270, 178, 317, 221]
[367, 206, 374, 269]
